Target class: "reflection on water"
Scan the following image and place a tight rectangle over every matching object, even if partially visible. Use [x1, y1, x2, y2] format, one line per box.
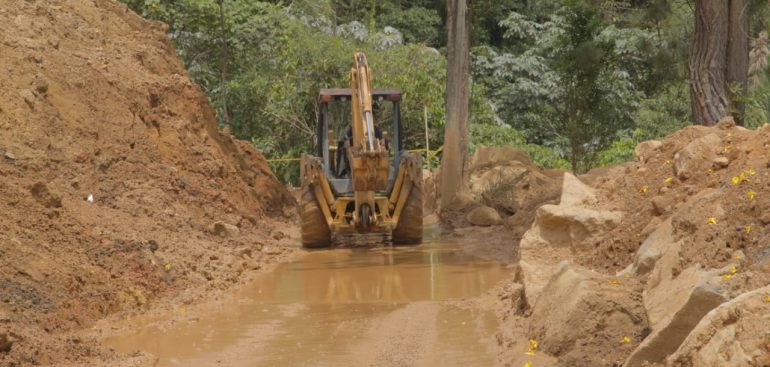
[105, 240, 509, 366]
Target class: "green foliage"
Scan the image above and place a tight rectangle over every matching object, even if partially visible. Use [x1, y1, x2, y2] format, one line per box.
[475, 2, 658, 172]
[634, 83, 692, 140]
[121, 0, 449, 185]
[120, 0, 770, 181]
[596, 130, 641, 167]
[377, 5, 441, 46]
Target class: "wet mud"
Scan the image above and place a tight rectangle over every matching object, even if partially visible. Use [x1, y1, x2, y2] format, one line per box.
[105, 239, 510, 366]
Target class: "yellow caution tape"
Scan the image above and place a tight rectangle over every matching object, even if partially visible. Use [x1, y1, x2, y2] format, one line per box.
[266, 146, 445, 164]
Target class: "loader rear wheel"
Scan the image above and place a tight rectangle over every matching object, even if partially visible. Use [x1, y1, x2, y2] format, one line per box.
[300, 185, 332, 248]
[392, 155, 423, 245]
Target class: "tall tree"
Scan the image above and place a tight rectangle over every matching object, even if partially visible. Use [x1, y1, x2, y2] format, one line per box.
[690, 0, 750, 125]
[439, 0, 471, 211]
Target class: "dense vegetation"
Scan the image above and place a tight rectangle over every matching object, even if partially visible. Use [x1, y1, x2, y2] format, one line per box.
[121, 0, 770, 178]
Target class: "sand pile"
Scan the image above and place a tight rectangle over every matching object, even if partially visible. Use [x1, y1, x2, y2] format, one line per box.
[499, 120, 770, 366]
[0, 0, 294, 365]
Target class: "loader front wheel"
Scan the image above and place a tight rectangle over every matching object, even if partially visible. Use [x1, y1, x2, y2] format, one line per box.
[392, 154, 423, 245]
[300, 185, 332, 248]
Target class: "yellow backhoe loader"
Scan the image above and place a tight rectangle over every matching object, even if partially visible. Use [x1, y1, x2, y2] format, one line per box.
[300, 52, 423, 247]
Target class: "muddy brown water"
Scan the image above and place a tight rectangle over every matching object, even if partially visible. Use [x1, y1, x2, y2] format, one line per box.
[106, 237, 511, 366]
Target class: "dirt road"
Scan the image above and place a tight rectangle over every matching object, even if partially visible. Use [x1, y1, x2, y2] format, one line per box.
[102, 231, 512, 366]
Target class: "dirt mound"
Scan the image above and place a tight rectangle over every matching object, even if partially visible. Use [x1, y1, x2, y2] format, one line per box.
[578, 121, 770, 277]
[0, 1, 294, 365]
[498, 120, 770, 366]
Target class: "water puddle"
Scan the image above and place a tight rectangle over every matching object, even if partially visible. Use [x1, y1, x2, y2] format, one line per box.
[105, 239, 510, 366]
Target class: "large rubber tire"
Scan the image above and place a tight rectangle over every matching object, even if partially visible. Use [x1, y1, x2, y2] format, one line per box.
[392, 155, 423, 245]
[300, 185, 332, 248]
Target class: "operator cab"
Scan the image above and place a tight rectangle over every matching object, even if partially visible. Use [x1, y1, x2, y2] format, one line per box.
[318, 88, 403, 196]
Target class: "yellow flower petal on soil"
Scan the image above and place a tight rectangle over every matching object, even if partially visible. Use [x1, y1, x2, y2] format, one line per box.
[722, 274, 731, 281]
[746, 168, 756, 176]
[610, 279, 621, 285]
[639, 185, 649, 194]
[621, 336, 632, 344]
[745, 225, 752, 233]
[663, 160, 671, 166]
[707, 217, 717, 225]
[164, 263, 172, 271]
[706, 168, 714, 175]
[729, 266, 738, 275]
[732, 173, 749, 185]
[763, 294, 770, 303]
[664, 177, 673, 184]
[524, 362, 533, 367]
[526, 339, 538, 355]
[747, 190, 756, 200]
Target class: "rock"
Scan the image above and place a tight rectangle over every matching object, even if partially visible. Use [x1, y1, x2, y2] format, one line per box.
[560, 172, 597, 207]
[635, 140, 663, 163]
[467, 162, 527, 214]
[466, 205, 502, 226]
[147, 239, 159, 252]
[712, 156, 729, 169]
[521, 204, 622, 252]
[469, 145, 532, 169]
[19, 89, 35, 109]
[673, 133, 721, 180]
[632, 219, 675, 276]
[3, 151, 15, 160]
[29, 182, 62, 208]
[211, 222, 239, 237]
[35, 78, 49, 95]
[667, 285, 770, 367]
[529, 262, 648, 366]
[716, 115, 736, 129]
[650, 195, 673, 215]
[0, 333, 11, 353]
[452, 191, 478, 211]
[624, 266, 726, 367]
[262, 245, 283, 255]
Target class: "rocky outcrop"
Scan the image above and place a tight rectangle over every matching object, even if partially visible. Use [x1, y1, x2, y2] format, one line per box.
[634, 140, 662, 163]
[529, 262, 648, 367]
[667, 285, 770, 367]
[672, 133, 721, 180]
[518, 173, 622, 308]
[625, 266, 727, 367]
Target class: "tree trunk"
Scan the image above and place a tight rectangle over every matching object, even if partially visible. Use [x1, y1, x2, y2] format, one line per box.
[690, 0, 750, 126]
[439, 0, 471, 211]
[726, 0, 749, 125]
[217, 0, 230, 123]
[690, 0, 729, 126]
